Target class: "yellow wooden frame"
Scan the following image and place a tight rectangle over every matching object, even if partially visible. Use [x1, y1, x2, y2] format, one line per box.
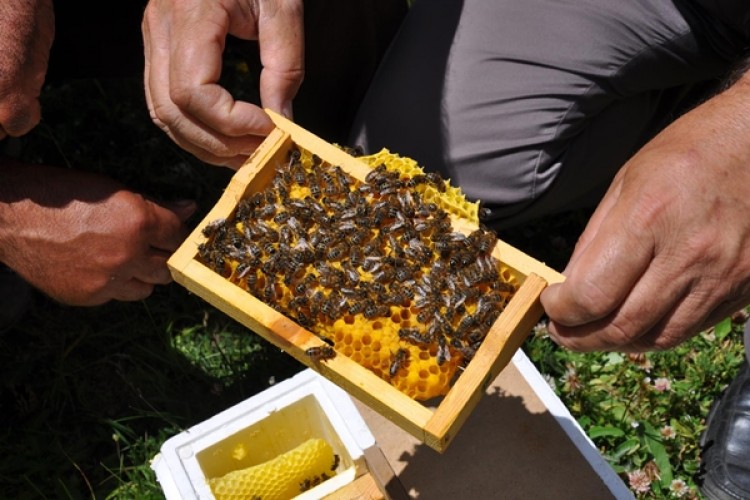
[168, 111, 564, 453]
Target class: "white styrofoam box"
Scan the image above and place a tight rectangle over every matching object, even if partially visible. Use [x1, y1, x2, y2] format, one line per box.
[151, 368, 376, 499]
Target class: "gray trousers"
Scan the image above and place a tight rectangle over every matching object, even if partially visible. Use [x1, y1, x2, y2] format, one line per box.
[350, 0, 746, 229]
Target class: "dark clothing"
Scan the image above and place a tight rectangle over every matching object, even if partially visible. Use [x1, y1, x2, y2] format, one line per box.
[351, 0, 750, 229]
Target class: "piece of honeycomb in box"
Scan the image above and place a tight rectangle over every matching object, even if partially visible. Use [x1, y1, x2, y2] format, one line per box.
[198, 146, 518, 401]
[208, 438, 338, 500]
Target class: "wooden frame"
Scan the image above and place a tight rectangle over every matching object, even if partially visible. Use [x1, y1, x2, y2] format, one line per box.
[168, 111, 564, 453]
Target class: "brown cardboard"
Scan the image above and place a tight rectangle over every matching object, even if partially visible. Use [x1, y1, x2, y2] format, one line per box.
[354, 358, 620, 499]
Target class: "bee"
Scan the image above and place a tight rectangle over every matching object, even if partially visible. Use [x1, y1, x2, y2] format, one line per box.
[293, 280, 310, 297]
[326, 242, 349, 261]
[309, 290, 324, 316]
[305, 345, 336, 362]
[202, 218, 227, 239]
[250, 192, 265, 208]
[256, 203, 277, 220]
[415, 301, 438, 324]
[349, 245, 364, 268]
[362, 235, 383, 255]
[365, 164, 387, 184]
[291, 161, 307, 186]
[342, 145, 364, 157]
[261, 240, 277, 256]
[264, 188, 277, 205]
[341, 263, 361, 286]
[273, 175, 290, 201]
[458, 343, 477, 362]
[373, 266, 396, 284]
[244, 271, 258, 290]
[308, 172, 322, 198]
[466, 228, 496, 255]
[399, 328, 430, 344]
[321, 292, 345, 319]
[319, 267, 345, 288]
[273, 211, 291, 225]
[297, 309, 315, 328]
[235, 261, 253, 280]
[389, 348, 409, 378]
[334, 165, 351, 190]
[456, 314, 478, 339]
[320, 170, 337, 188]
[263, 277, 277, 304]
[364, 303, 389, 319]
[347, 298, 368, 315]
[235, 199, 254, 220]
[436, 335, 451, 366]
[425, 172, 446, 192]
[300, 479, 312, 493]
[394, 266, 414, 283]
[287, 147, 302, 163]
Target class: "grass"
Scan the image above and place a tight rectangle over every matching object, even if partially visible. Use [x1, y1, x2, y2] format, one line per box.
[1, 72, 746, 499]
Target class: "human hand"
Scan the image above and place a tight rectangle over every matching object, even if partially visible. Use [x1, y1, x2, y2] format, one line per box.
[540, 74, 750, 352]
[142, 0, 304, 168]
[0, 0, 55, 139]
[0, 162, 196, 306]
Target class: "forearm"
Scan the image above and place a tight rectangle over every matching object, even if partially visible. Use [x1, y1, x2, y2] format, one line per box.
[0, 158, 52, 266]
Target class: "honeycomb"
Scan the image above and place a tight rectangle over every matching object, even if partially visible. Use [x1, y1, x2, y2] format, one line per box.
[358, 148, 480, 223]
[208, 438, 338, 500]
[198, 146, 518, 400]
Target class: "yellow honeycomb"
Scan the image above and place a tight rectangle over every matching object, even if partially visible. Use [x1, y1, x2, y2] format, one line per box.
[200, 145, 518, 401]
[358, 148, 480, 223]
[208, 438, 337, 500]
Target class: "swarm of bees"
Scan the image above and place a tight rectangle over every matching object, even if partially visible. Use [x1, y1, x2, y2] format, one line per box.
[197, 145, 517, 400]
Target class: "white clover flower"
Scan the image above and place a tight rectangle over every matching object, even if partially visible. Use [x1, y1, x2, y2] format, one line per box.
[532, 321, 549, 338]
[653, 377, 671, 392]
[628, 469, 651, 494]
[560, 366, 582, 393]
[660, 425, 676, 440]
[631, 421, 640, 429]
[669, 478, 689, 498]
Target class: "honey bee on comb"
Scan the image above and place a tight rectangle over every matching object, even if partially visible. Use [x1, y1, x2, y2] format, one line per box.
[305, 345, 336, 362]
[197, 144, 519, 400]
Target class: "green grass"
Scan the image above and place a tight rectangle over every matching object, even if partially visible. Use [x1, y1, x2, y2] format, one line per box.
[1, 74, 745, 499]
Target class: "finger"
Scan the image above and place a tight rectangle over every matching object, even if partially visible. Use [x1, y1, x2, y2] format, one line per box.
[144, 200, 192, 252]
[621, 285, 750, 352]
[0, 96, 41, 137]
[169, 4, 275, 137]
[163, 199, 198, 222]
[144, 3, 264, 165]
[257, 0, 305, 117]
[158, 116, 261, 168]
[130, 249, 173, 286]
[109, 278, 155, 302]
[548, 278, 689, 352]
[541, 203, 654, 327]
